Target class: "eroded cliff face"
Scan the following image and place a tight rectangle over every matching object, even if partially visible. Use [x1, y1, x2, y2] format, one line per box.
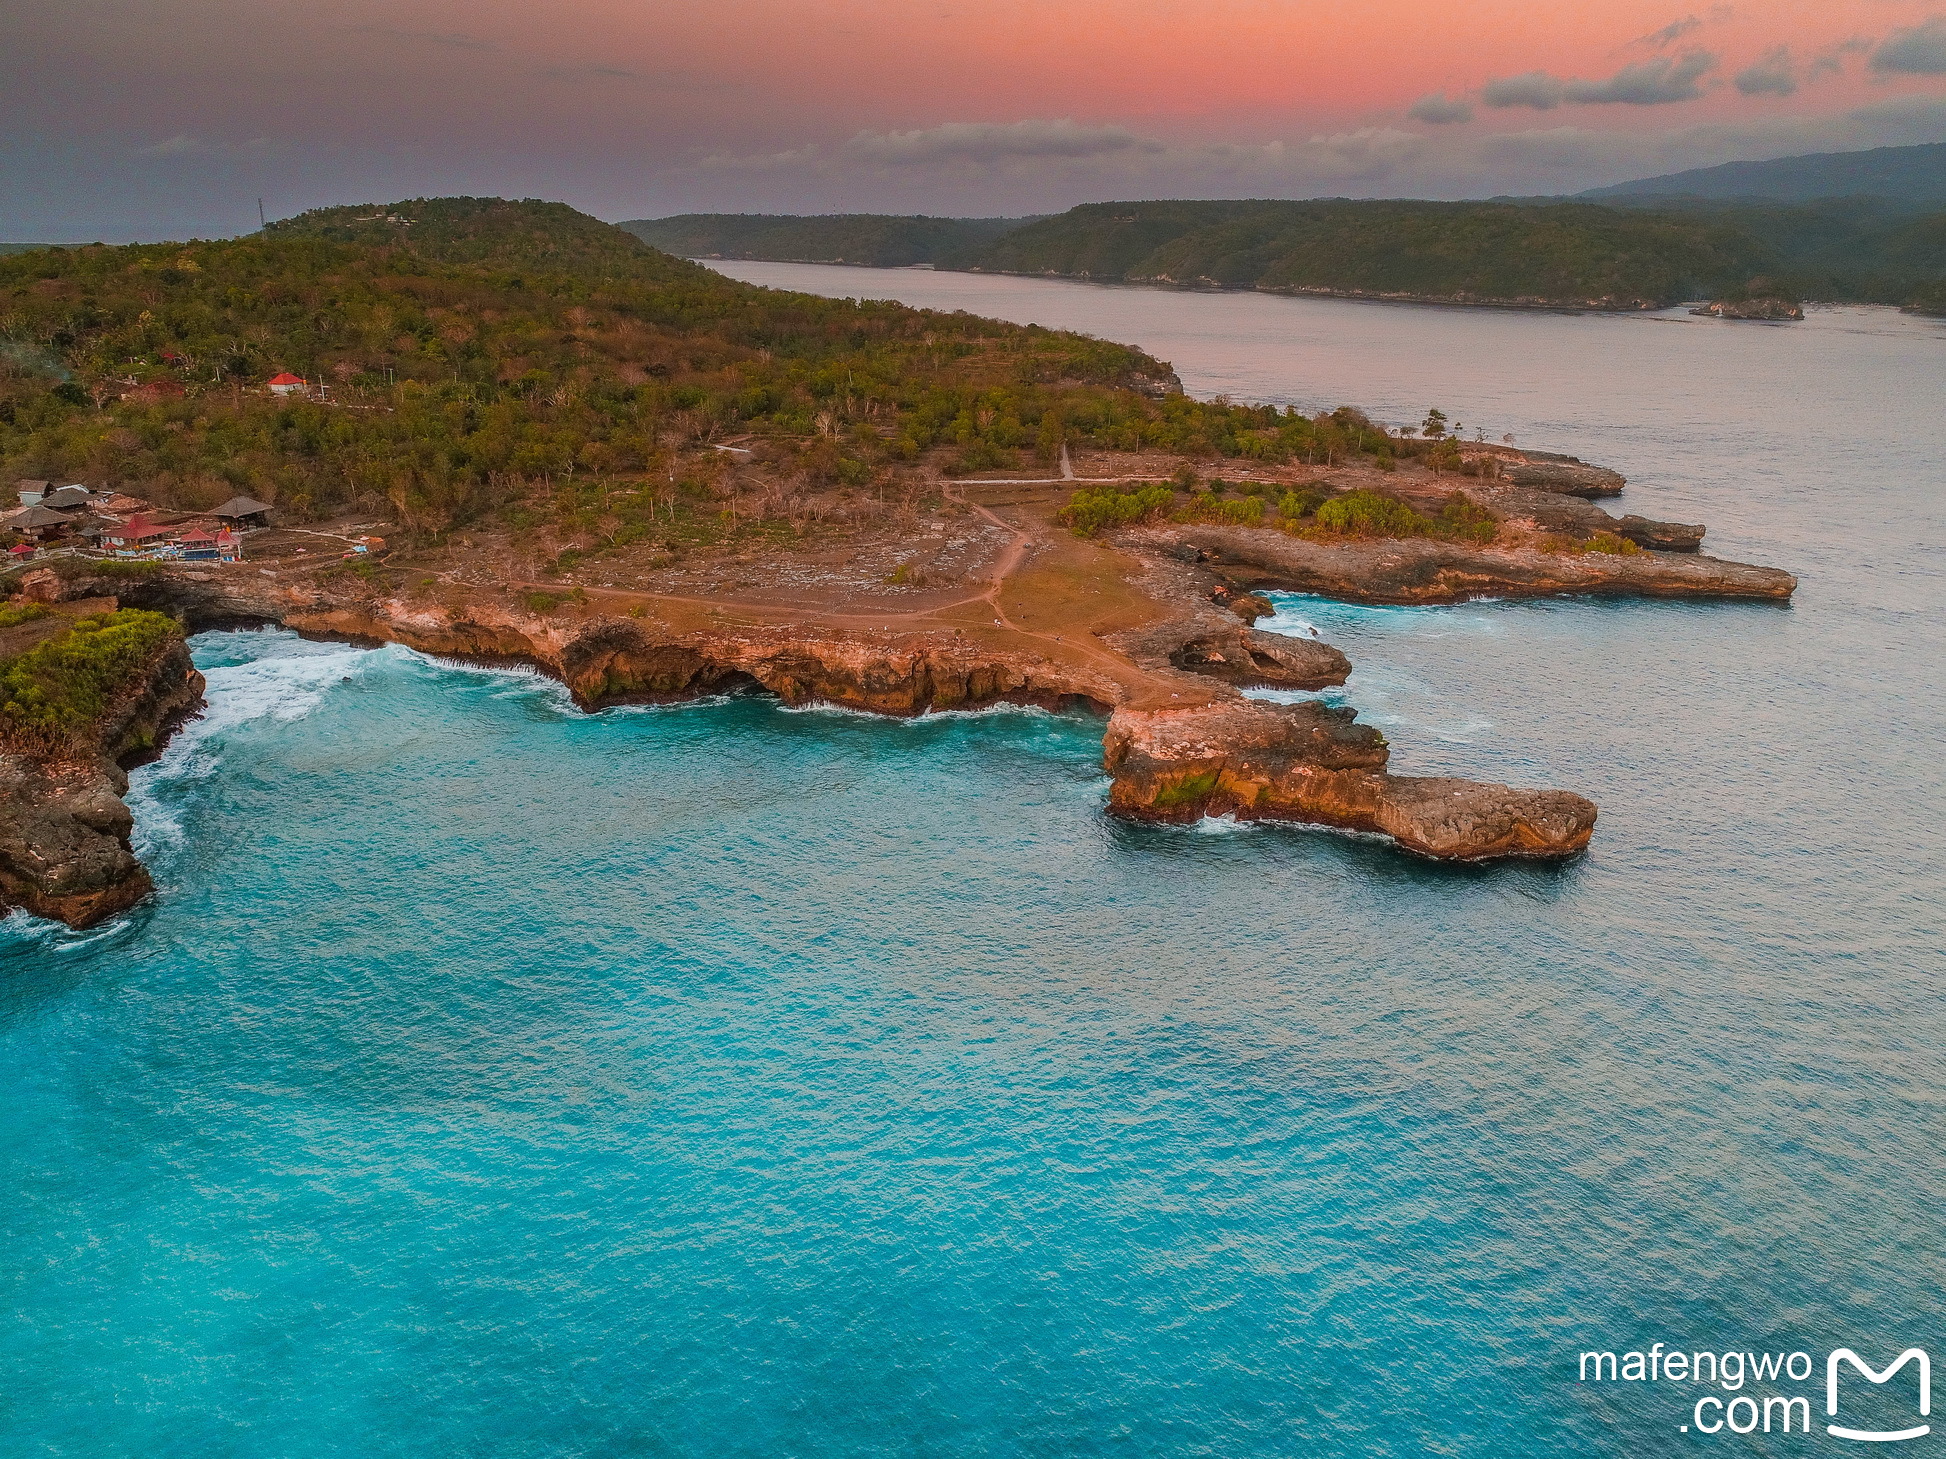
[0, 632, 204, 929]
[1103, 698, 1597, 859]
[285, 601, 1124, 717]
[3, 549, 1603, 933]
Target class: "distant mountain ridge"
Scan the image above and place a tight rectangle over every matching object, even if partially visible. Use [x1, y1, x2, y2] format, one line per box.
[1581, 143, 1946, 204]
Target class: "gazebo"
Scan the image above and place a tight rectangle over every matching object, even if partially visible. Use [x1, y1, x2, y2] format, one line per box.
[210, 495, 276, 528]
[0, 503, 75, 541]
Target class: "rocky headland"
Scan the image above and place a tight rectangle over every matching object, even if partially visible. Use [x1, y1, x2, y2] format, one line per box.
[1, 437, 1800, 927]
[0, 589, 204, 928]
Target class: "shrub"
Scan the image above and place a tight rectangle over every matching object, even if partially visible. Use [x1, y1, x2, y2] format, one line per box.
[1314, 489, 1429, 537]
[1276, 485, 1331, 521]
[1300, 488, 1498, 545]
[0, 603, 51, 630]
[1056, 484, 1175, 537]
[1579, 530, 1640, 555]
[1431, 492, 1498, 545]
[1174, 493, 1264, 527]
[0, 609, 181, 750]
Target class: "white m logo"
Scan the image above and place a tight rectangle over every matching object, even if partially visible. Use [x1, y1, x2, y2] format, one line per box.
[1828, 1348, 1931, 1443]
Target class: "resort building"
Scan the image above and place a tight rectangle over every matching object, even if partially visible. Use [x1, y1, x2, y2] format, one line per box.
[209, 495, 275, 528]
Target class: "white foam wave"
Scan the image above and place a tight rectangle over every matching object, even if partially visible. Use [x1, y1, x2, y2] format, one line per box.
[0, 904, 140, 948]
[128, 633, 374, 853]
[1192, 813, 1256, 835]
[775, 698, 1057, 724]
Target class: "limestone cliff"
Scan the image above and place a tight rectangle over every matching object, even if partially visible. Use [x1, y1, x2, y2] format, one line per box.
[1103, 699, 1596, 859]
[0, 627, 204, 928]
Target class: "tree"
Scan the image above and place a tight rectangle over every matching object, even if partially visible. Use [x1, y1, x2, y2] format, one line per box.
[1421, 408, 1448, 439]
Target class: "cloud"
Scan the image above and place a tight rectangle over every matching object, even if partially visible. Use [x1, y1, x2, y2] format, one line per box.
[1567, 50, 1717, 104]
[1484, 51, 1717, 110]
[1409, 93, 1475, 124]
[840, 120, 1165, 166]
[664, 90, 1946, 222]
[1633, 6, 1732, 49]
[1638, 16, 1704, 49]
[1871, 16, 1946, 76]
[1735, 47, 1796, 96]
[1809, 36, 1872, 80]
[706, 119, 1166, 173]
[1482, 72, 1568, 110]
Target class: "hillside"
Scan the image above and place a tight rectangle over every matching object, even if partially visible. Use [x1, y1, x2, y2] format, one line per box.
[0, 197, 1219, 530]
[620, 213, 1030, 267]
[1581, 142, 1946, 205]
[951, 199, 1774, 308]
[1600, 197, 1946, 305]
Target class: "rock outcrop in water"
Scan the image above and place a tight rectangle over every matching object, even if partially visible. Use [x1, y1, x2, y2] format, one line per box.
[0, 608, 204, 929]
[1155, 525, 1794, 605]
[1103, 699, 1597, 858]
[1501, 455, 1627, 498]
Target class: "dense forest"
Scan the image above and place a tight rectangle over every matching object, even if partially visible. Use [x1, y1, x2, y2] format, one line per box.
[0, 197, 1399, 530]
[957, 199, 1777, 307]
[630, 195, 1946, 311]
[620, 214, 1029, 268]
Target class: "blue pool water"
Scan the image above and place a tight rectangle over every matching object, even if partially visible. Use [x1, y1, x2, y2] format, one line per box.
[5, 286, 1944, 1456]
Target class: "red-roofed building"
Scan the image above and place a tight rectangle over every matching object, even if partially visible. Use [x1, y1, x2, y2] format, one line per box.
[103, 518, 177, 552]
[268, 372, 307, 396]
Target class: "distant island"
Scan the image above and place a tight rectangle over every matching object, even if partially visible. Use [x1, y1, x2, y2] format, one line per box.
[0, 198, 1797, 927]
[631, 144, 1946, 314]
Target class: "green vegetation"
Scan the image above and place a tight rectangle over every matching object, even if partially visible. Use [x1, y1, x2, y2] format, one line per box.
[1907, 278, 1946, 316]
[945, 196, 1946, 309]
[1174, 493, 1264, 527]
[0, 609, 180, 749]
[956, 200, 1773, 307]
[1056, 484, 1175, 536]
[0, 196, 1406, 532]
[1292, 488, 1499, 545]
[1599, 197, 1946, 305]
[619, 214, 1030, 268]
[0, 602, 50, 630]
[1150, 769, 1222, 810]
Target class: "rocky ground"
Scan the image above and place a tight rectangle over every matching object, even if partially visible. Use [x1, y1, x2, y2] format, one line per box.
[2, 443, 1798, 927]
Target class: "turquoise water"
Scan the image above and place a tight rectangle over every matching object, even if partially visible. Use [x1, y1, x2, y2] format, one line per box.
[6, 287, 1945, 1456]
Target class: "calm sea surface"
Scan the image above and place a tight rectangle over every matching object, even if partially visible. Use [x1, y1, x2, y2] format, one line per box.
[5, 269, 1943, 1457]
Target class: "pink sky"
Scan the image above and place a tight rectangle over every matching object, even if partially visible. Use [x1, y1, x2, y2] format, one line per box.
[3, 0, 1944, 236]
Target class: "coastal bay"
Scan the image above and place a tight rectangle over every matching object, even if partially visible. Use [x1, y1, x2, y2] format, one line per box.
[4, 273, 1942, 1455]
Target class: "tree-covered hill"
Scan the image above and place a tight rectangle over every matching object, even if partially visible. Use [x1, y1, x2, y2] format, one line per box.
[1586, 196, 1946, 306]
[1, 197, 1287, 529]
[950, 199, 1777, 308]
[619, 213, 1030, 268]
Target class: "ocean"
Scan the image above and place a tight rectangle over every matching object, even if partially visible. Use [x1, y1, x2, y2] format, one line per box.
[4, 273, 1943, 1456]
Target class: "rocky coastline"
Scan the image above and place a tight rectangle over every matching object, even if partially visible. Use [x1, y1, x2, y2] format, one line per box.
[0, 595, 204, 929]
[2, 437, 1802, 929]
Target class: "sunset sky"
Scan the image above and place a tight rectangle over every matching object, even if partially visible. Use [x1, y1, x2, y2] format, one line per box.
[5, 0, 1946, 238]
